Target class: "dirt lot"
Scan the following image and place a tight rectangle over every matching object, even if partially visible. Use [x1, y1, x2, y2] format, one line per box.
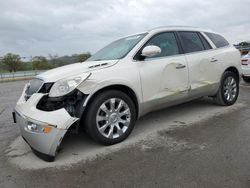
[1, 80, 250, 188]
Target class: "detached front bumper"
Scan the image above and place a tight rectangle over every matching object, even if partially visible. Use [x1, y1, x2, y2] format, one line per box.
[14, 85, 78, 161]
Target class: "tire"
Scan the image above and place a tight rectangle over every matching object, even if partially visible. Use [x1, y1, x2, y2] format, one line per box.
[83, 90, 136, 145]
[242, 76, 250, 83]
[213, 71, 239, 106]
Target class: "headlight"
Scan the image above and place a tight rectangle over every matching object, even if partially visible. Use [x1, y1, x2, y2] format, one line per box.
[49, 73, 91, 97]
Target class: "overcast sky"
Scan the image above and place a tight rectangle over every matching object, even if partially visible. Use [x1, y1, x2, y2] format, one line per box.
[0, 0, 249, 58]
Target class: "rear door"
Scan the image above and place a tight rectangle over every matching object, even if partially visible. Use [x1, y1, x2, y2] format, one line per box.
[177, 31, 220, 97]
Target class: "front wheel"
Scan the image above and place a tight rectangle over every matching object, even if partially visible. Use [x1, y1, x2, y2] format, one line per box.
[83, 90, 136, 145]
[213, 71, 239, 106]
[242, 76, 250, 83]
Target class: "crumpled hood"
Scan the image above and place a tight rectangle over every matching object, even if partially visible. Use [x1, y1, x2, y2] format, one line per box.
[36, 60, 119, 82]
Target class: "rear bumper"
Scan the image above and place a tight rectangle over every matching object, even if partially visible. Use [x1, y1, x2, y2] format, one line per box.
[14, 84, 78, 161]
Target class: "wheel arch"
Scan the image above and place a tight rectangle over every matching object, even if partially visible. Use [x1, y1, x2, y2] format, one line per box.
[224, 66, 240, 80]
[81, 84, 140, 120]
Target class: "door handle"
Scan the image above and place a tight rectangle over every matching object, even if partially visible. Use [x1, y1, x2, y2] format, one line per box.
[210, 58, 218, 62]
[175, 64, 186, 69]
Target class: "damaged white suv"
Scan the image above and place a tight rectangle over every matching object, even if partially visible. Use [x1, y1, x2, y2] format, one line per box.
[14, 26, 241, 161]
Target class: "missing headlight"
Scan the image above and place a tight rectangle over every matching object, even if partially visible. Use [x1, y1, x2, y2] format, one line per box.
[37, 90, 87, 117]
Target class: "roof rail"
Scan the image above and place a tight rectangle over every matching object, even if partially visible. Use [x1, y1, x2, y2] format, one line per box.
[149, 25, 199, 31]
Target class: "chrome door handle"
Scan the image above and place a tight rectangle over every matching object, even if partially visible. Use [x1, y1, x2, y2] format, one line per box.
[176, 64, 186, 69]
[210, 58, 218, 62]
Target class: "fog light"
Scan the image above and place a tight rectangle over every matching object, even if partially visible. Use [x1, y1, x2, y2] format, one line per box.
[26, 121, 53, 134]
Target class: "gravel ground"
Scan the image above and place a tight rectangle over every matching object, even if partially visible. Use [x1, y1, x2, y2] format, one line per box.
[1, 80, 250, 187]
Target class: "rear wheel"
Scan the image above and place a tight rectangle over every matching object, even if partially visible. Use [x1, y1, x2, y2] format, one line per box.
[242, 76, 250, 83]
[83, 90, 136, 145]
[213, 71, 239, 106]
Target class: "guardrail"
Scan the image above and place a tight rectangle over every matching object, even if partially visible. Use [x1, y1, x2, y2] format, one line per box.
[0, 70, 44, 80]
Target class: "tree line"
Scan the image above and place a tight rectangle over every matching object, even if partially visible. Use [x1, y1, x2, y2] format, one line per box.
[0, 53, 91, 72]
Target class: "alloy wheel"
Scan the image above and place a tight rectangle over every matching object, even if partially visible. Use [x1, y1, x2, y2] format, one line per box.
[223, 76, 237, 102]
[96, 98, 131, 139]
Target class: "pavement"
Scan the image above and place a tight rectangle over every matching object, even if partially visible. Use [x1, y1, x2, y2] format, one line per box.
[1, 80, 250, 187]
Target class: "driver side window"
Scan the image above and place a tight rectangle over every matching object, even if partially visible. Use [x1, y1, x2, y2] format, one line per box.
[145, 32, 180, 58]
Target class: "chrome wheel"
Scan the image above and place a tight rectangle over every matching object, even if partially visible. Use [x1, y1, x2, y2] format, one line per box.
[96, 98, 131, 139]
[223, 76, 237, 102]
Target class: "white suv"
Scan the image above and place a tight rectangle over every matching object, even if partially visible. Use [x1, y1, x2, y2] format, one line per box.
[14, 26, 241, 161]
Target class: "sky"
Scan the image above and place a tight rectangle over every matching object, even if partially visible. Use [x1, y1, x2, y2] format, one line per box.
[0, 0, 249, 58]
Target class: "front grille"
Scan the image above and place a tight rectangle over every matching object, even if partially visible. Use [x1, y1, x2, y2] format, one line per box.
[25, 78, 44, 99]
[39, 83, 53, 93]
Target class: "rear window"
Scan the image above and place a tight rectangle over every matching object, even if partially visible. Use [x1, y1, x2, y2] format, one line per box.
[178, 32, 204, 53]
[205, 32, 229, 48]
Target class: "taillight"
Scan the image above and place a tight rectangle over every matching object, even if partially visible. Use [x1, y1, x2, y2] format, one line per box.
[242, 59, 249, 65]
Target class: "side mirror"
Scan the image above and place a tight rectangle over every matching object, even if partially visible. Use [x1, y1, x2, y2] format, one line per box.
[141, 45, 161, 58]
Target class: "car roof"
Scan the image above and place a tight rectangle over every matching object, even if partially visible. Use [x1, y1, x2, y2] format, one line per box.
[148, 25, 214, 33]
[119, 26, 219, 40]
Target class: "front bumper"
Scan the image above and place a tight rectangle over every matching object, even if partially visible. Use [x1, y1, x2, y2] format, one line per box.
[241, 64, 250, 77]
[14, 84, 78, 161]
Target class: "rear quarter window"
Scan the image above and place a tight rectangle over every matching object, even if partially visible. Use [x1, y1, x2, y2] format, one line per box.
[205, 32, 229, 48]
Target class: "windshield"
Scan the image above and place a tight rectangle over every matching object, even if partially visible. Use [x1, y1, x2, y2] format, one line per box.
[88, 33, 147, 61]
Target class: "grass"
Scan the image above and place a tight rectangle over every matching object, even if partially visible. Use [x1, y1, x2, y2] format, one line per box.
[0, 69, 8, 73]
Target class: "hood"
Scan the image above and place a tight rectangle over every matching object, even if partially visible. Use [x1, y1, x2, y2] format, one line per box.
[36, 60, 119, 82]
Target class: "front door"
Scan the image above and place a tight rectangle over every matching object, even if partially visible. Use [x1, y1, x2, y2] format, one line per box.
[136, 32, 189, 112]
